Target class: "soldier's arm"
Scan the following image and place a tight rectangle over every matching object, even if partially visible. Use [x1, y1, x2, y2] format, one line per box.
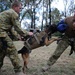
[11, 12, 29, 37]
[14, 20, 28, 36]
[10, 27, 20, 40]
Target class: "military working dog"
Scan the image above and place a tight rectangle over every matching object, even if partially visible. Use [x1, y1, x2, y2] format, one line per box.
[18, 25, 58, 73]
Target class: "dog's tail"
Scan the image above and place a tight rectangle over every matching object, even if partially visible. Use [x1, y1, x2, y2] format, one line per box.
[18, 50, 22, 54]
[18, 46, 27, 54]
[18, 46, 30, 54]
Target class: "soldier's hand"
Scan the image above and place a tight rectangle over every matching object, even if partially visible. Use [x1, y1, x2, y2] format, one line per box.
[28, 32, 33, 36]
[21, 32, 33, 41]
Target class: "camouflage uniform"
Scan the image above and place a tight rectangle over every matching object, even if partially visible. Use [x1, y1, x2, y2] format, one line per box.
[9, 27, 20, 41]
[47, 16, 75, 67]
[0, 9, 28, 72]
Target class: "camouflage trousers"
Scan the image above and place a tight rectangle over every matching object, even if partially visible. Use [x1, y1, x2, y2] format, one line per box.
[47, 35, 75, 66]
[0, 33, 22, 72]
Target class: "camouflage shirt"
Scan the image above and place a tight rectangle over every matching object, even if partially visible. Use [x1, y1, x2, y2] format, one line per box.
[0, 9, 28, 37]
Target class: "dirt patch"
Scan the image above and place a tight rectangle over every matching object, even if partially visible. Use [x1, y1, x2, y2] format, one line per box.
[0, 41, 75, 75]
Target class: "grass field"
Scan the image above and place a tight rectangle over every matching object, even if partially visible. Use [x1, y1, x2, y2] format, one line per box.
[0, 41, 75, 75]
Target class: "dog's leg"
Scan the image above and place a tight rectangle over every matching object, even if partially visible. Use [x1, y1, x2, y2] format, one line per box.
[22, 53, 29, 73]
[45, 37, 58, 46]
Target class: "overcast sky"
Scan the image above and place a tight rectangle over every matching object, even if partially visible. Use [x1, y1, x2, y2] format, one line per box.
[51, 0, 64, 11]
[21, 0, 65, 29]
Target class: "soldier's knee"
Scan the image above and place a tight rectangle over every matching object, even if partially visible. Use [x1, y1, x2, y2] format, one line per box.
[7, 45, 16, 53]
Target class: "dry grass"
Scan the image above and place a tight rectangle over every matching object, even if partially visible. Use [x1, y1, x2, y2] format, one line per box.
[0, 41, 75, 75]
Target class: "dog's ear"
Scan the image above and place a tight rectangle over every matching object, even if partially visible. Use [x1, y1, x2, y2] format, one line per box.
[48, 24, 57, 34]
[44, 25, 50, 33]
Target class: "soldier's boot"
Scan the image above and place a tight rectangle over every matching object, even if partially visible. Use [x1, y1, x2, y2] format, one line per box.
[15, 72, 26, 75]
[42, 65, 51, 72]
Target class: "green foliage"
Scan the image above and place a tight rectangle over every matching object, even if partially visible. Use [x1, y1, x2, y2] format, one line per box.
[53, 31, 62, 37]
[0, 0, 11, 12]
[51, 8, 62, 24]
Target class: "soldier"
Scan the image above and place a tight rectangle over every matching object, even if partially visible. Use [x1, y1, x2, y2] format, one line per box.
[0, 1, 33, 75]
[42, 14, 75, 72]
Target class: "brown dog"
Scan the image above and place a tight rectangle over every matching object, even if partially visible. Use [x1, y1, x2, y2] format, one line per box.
[18, 26, 58, 73]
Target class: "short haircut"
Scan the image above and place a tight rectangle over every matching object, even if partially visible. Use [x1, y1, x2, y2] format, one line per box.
[11, 1, 22, 8]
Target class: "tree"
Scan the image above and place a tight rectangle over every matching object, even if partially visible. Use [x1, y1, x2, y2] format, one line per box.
[2, 0, 75, 31]
[51, 8, 61, 24]
[68, 0, 75, 15]
[0, 0, 11, 12]
[62, 0, 74, 17]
